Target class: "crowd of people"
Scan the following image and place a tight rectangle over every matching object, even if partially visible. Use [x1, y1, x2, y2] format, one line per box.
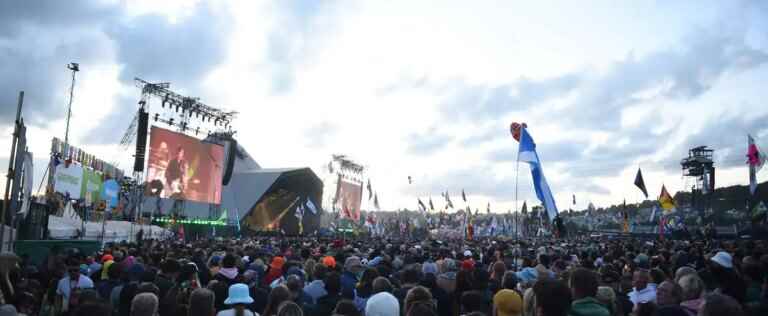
[2, 234, 767, 316]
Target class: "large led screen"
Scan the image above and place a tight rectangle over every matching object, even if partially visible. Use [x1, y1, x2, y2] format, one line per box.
[335, 179, 362, 221]
[145, 126, 224, 204]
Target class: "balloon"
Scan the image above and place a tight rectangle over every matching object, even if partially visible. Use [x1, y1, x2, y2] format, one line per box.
[509, 122, 528, 142]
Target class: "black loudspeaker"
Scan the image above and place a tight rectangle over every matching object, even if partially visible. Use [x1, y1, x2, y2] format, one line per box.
[222, 138, 237, 185]
[134, 108, 149, 172]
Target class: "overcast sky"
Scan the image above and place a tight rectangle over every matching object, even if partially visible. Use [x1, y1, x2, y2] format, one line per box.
[2, 0, 768, 212]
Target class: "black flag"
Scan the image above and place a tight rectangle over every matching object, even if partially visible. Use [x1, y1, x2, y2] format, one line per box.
[367, 179, 373, 200]
[521, 201, 528, 214]
[462, 189, 467, 202]
[572, 194, 576, 205]
[418, 198, 427, 211]
[486, 202, 491, 214]
[374, 193, 380, 210]
[445, 191, 454, 208]
[429, 197, 435, 211]
[408, 176, 412, 184]
[634, 168, 649, 198]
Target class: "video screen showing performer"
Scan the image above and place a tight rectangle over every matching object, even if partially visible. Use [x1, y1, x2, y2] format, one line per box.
[145, 126, 224, 204]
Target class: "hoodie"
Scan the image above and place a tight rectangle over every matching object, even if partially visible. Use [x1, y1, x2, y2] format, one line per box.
[568, 297, 610, 316]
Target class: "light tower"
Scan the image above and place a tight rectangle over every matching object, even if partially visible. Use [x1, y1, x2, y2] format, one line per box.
[681, 146, 715, 220]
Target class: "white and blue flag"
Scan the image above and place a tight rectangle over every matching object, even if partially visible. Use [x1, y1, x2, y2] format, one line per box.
[518, 127, 558, 220]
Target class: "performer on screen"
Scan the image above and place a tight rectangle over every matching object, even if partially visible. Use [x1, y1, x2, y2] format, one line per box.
[165, 146, 188, 198]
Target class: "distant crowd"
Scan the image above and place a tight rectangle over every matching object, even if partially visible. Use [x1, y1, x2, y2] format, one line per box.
[2, 234, 767, 316]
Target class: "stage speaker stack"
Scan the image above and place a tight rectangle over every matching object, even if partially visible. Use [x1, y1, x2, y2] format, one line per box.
[222, 137, 237, 185]
[134, 108, 149, 172]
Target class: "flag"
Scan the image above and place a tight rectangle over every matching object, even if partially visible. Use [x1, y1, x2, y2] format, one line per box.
[634, 168, 649, 198]
[418, 198, 427, 212]
[486, 202, 491, 214]
[429, 197, 435, 211]
[659, 185, 676, 213]
[572, 194, 576, 205]
[367, 179, 373, 200]
[408, 176, 412, 184]
[373, 193, 380, 210]
[518, 127, 558, 219]
[305, 199, 318, 214]
[490, 216, 498, 236]
[747, 134, 766, 195]
[509, 122, 528, 142]
[649, 205, 658, 223]
[462, 189, 467, 202]
[521, 201, 528, 214]
[328, 161, 333, 173]
[445, 191, 454, 209]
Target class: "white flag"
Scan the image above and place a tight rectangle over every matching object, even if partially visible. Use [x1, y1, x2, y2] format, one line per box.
[306, 199, 318, 214]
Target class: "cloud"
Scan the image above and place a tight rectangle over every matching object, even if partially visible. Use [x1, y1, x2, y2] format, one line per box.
[106, 3, 232, 89]
[304, 121, 338, 148]
[0, 1, 117, 125]
[676, 110, 768, 169]
[264, 0, 338, 94]
[83, 3, 234, 145]
[562, 29, 768, 130]
[439, 74, 581, 121]
[405, 128, 452, 155]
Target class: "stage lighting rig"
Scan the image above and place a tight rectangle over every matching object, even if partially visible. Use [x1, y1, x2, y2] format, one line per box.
[135, 77, 237, 132]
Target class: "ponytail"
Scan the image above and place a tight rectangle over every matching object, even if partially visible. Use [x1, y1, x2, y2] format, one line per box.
[235, 304, 245, 316]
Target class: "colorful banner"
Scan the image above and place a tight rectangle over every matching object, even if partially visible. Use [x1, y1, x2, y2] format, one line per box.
[81, 168, 103, 204]
[101, 179, 120, 210]
[54, 164, 83, 199]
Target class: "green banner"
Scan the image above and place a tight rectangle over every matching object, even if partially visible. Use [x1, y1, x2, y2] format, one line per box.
[81, 168, 103, 204]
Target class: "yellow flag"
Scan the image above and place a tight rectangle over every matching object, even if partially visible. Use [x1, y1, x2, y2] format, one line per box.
[659, 185, 676, 213]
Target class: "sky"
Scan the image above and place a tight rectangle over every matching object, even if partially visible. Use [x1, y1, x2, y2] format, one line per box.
[1, 0, 768, 213]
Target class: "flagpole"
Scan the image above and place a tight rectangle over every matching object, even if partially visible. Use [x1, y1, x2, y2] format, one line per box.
[515, 140, 521, 238]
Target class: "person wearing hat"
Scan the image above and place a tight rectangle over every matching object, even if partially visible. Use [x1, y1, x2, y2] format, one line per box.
[366, 292, 400, 316]
[217, 283, 258, 316]
[707, 251, 746, 303]
[263, 256, 286, 288]
[494, 289, 523, 316]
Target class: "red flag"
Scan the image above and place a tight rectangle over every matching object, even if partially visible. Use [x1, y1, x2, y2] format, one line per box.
[509, 122, 528, 142]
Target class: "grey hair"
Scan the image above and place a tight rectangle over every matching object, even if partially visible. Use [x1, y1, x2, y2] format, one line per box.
[678, 274, 704, 301]
[131, 293, 159, 316]
[674, 266, 696, 283]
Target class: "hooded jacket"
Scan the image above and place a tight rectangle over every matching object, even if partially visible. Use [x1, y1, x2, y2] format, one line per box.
[568, 297, 610, 316]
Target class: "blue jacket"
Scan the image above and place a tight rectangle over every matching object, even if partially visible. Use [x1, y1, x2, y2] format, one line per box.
[340, 271, 358, 300]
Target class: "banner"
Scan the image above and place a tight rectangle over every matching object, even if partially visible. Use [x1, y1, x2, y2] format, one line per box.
[101, 179, 120, 210]
[20, 152, 33, 217]
[54, 163, 83, 199]
[81, 168, 103, 205]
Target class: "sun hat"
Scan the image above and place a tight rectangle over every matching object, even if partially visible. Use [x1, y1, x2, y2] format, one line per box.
[224, 283, 254, 305]
[710, 251, 733, 269]
[366, 292, 400, 316]
[493, 289, 523, 316]
[463, 250, 473, 257]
